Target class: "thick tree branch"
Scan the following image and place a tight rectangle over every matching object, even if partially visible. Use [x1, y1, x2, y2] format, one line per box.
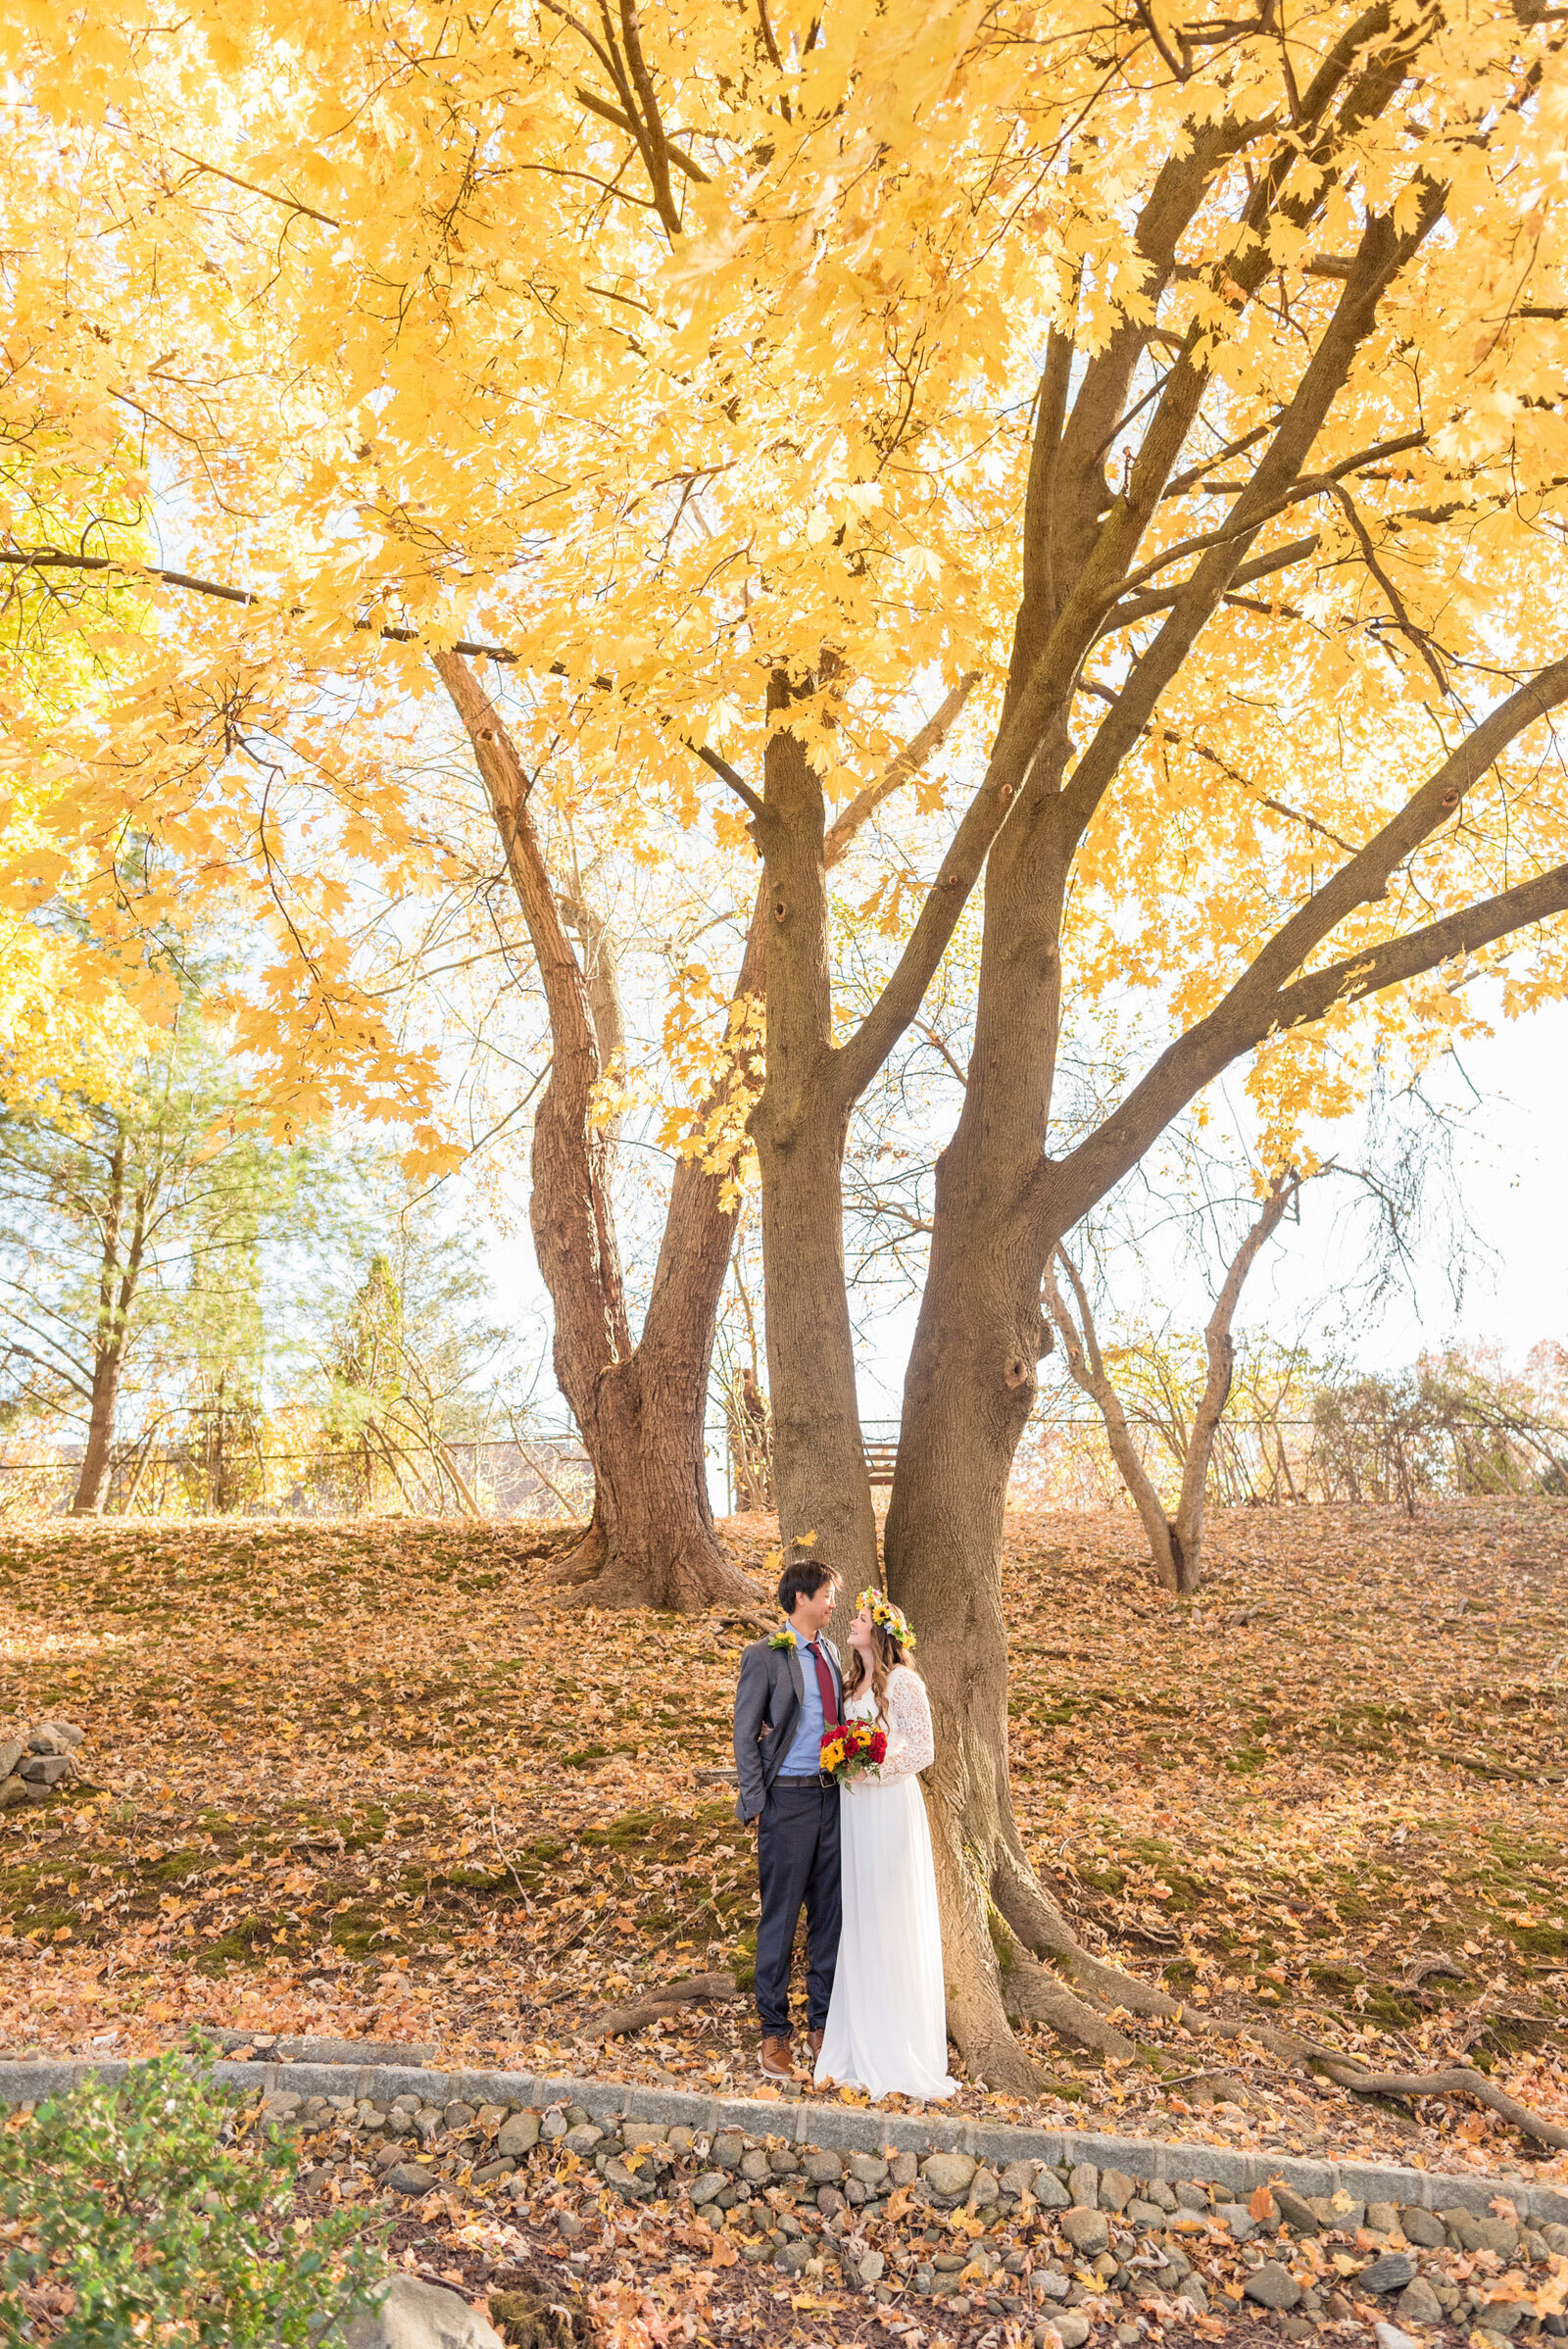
[0, 546, 514, 652]
[1060, 193, 1446, 845]
[0, 546, 775, 826]
[1104, 429, 1428, 614]
[1268, 859, 1568, 1034]
[1101, 531, 1321, 636]
[692, 742, 765, 822]
[570, 82, 710, 182]
[1041, 658, 1568, 1240]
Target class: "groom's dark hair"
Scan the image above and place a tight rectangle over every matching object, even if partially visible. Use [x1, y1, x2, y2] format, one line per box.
[776, 1556, 837, 1615]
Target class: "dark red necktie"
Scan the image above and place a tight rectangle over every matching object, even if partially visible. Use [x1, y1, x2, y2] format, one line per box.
[807, 1639, 840, 1730]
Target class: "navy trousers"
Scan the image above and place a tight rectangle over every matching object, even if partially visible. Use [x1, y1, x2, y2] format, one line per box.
[755, 1778, 841, 2036]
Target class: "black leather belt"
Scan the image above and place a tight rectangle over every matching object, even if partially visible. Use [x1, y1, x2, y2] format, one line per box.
[774, 1772, 829, 1786]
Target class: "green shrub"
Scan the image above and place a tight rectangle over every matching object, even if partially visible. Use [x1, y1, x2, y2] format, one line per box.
[0, 2049, 386, 2346]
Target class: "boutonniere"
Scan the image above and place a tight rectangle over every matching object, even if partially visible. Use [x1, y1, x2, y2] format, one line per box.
[768, 1627, 795, 1651]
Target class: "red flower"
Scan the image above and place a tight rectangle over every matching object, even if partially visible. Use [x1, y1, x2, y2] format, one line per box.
[819, 1715, 889, 1783]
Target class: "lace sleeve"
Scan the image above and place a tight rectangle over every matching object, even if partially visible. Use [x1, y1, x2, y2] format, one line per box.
[879, 1668, 935, 1781]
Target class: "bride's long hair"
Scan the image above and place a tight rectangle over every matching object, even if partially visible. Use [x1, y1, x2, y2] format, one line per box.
[842, 1618, 918, 1728]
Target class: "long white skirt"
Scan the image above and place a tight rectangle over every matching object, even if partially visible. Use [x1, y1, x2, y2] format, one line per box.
[813, 1772, 958, 2102]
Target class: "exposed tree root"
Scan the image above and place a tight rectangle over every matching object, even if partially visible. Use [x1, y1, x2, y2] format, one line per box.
[1413, 1741, 1568, 1786]
[1307, 2057, 1568, 2149]
[993, 1840, 1186, 2025]
[987, 1831, 1568, 2149]
[550, 1521, 608, 1587]
[585, 1972, 744, 2041]
[548, 1519, 760, 1613]
[1003, 1951, 1139, 2062]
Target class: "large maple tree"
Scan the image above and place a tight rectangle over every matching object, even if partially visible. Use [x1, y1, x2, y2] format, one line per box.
[5, 0, 1568, 2080]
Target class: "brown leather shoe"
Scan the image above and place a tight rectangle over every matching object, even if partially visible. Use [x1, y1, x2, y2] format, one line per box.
[808, 2029, 826, 2063]
[759, 2034, 795, 2080]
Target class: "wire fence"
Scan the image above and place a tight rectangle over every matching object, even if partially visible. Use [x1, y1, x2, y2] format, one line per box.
[8, 1401, 1567, 1522]
[0, 1431, 599, 1525]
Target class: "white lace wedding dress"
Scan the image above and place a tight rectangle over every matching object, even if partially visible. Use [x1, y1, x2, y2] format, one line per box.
[813, 1664, 958, 2102]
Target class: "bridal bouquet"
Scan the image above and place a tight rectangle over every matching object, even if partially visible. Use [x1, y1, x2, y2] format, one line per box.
[819, 1718, 887, 1785]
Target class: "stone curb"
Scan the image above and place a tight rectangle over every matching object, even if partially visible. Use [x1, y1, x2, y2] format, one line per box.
[1, 2057, 1564, 2225]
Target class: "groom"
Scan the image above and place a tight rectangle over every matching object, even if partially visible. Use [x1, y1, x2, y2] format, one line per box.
[732, 1556, 843, 2080]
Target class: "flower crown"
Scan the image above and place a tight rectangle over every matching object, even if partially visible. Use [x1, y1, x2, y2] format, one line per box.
[857, 1587, 916, 1649]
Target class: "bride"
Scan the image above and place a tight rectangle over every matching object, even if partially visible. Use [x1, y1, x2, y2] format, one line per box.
[813, 1589, 958, 2102]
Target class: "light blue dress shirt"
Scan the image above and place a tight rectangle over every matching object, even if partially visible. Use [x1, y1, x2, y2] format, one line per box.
[781, 1626, 834, 1775]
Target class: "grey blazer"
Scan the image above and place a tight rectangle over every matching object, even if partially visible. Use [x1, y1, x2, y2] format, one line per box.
[732, 1633, 844, 1823]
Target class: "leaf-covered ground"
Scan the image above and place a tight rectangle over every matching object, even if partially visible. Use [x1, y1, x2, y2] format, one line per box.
[1, 1498, 1564, 2186]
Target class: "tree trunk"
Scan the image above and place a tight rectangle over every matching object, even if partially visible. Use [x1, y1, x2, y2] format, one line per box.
[751, 686, 878, 1590]
[72, 1341, 124, 1515]
[882, 769, 1090, 2090]
[1043, 1248, 1181, 1591]
[435, 650, 757, 1611]
[72, 1131, 140, 1518]
[1168, 1173, 1299, 1589]
[879, 152, 1467, 2081]
[563, 1130, 760, 1608]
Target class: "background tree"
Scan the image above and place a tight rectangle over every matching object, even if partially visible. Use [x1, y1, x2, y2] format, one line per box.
[311, 1202, 511, 1518]
[430, 655, 969, 1604]
[0, 992, 310, 1513]
[1045, 1169, 1306, 1593]
[1310, 1346, 1568, 1506]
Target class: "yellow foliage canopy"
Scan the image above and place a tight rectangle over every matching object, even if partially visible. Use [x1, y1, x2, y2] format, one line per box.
[0, 0, 1564, 1157]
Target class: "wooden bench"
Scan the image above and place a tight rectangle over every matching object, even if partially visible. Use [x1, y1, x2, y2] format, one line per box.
[861, 1438, 900, 1486]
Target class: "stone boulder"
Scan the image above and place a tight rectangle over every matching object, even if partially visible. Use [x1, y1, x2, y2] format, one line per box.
[1061, 2207, 1110, 2258]
[344, 2276, 503, 2349]
[1359, 2253, 1417, 2295]
[922, 2152, 976, 2198]
[1396, 2277, 1445, 2327]
[1243, 2262, 1301, 2311]
[497, 2111, 540, 2158]
[381, 2164, 438, 2198]
[1271, 2185, 1320, 2235]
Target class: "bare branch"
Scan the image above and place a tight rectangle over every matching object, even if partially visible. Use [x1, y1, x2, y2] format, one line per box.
[168, 147, 341, 228]
[823, 673, 979, 867]
[1044, 1248, 1181, 1590]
